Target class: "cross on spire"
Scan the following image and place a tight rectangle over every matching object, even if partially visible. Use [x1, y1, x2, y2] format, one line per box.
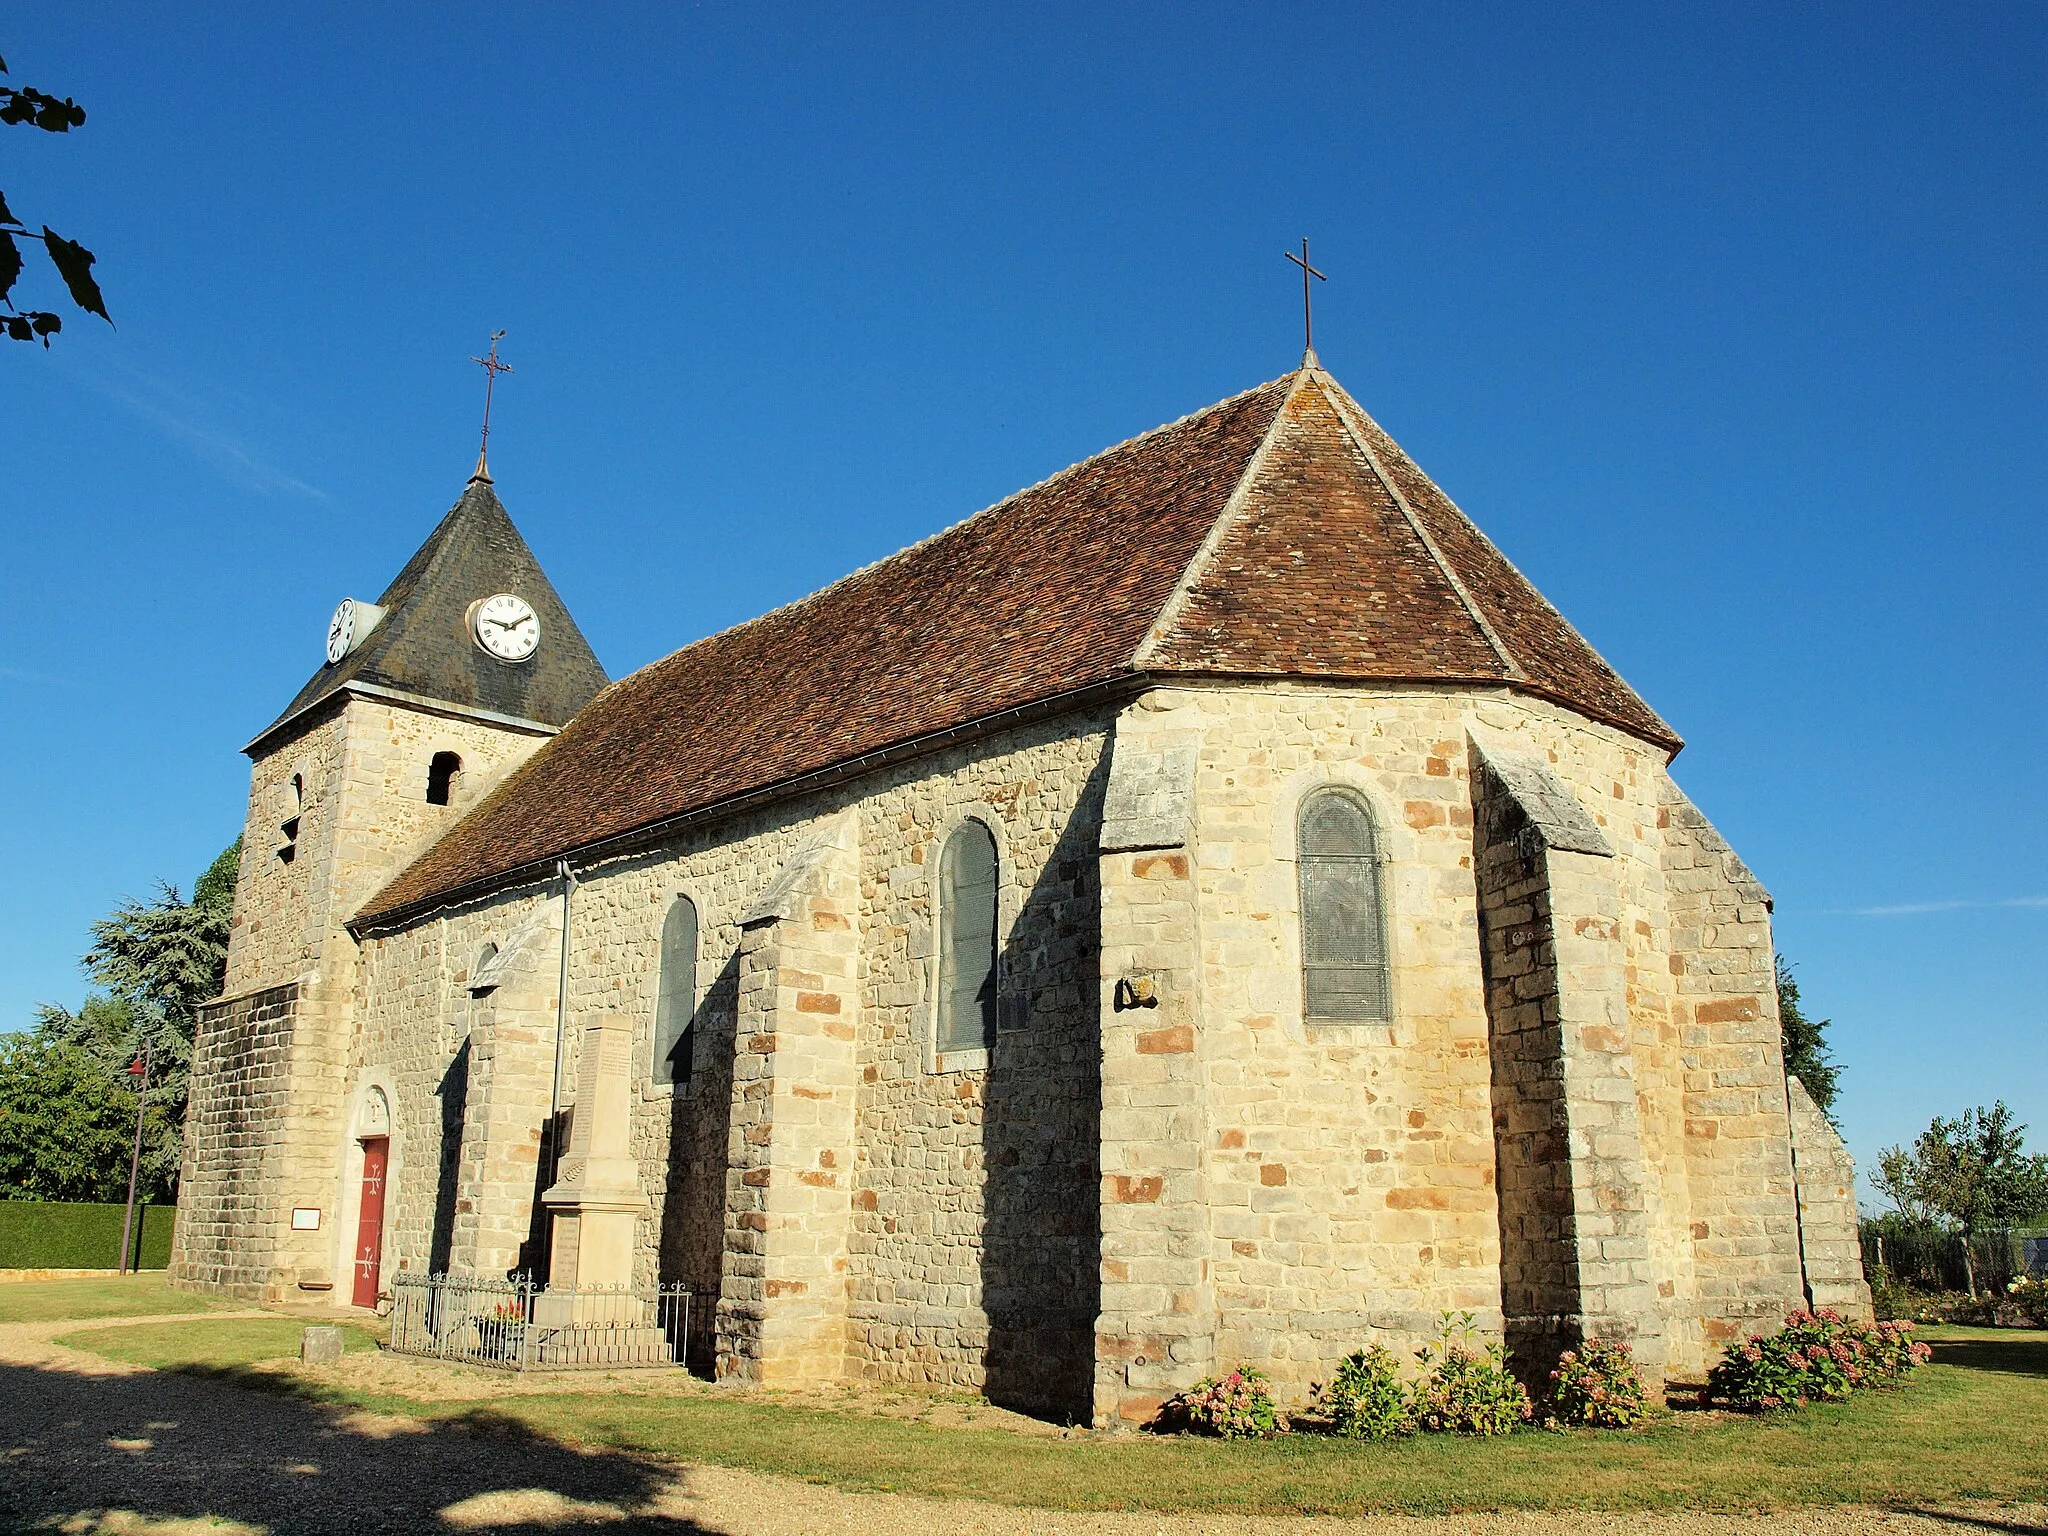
[1283, 238, 1326, 367]
[469, 330, 513, 482]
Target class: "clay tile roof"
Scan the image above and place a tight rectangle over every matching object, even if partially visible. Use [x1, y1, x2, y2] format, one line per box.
[356, 366, 1675, 927]
[256, 476, 608, 749]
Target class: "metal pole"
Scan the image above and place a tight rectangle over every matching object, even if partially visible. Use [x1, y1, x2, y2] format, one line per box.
[118, 1040, 151, 1275]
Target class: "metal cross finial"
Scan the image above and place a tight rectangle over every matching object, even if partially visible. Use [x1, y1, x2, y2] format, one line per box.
[1283, 238, 1326, 366]
[469, 330, 513, 482]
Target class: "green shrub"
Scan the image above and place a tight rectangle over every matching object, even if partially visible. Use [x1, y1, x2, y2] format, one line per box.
[1544, 1338, 1650, 1428]
[1872, 1275, 1996, 1326]
[0, 1201, 176, 1270]
[1168, 1366, 1286, 1439]
[1411, 1314, 1531, 1436]
[1863, 1318, 1933, 1380]
[1316, 1344, 1414, 1439]
[2001, 1274, 2048, 1328]
[1706, 1307, 1932, 1411]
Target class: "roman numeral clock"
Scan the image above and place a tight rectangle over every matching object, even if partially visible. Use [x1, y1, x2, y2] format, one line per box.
[468, 593, 540, 662]
[322, 592, 539, 666]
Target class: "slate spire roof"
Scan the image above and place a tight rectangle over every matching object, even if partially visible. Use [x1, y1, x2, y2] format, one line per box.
[253, 472, 608, 752]
[356, 364, 1675, 927]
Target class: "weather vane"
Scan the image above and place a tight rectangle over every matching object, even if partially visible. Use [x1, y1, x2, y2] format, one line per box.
[469, 330, 513, 481]
[1283, 238, 1326, 365]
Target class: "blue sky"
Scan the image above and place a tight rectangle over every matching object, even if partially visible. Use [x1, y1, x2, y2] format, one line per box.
[2, 4, 2041, 1201]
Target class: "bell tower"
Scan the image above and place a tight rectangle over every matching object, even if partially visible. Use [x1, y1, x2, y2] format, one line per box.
[172, 465, 607, 1301]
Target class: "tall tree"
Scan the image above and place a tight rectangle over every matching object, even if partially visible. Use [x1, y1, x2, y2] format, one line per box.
[1, 49, 112, 346]
[1873, 1102, 2048, 1295]
[0, 1027, 174, 1201]
[9, 842, 238, 1201]
[1776, 953, 1840, 1118]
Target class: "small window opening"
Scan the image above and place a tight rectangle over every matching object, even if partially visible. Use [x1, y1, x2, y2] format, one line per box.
[278, 774, 303, 864]
[427, 751, 462, 806]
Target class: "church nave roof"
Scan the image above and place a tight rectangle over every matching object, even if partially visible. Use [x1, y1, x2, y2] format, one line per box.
[355, 364, 1675, 928]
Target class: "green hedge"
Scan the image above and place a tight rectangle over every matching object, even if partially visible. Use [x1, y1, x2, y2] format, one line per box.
[0, 1201, 177, 1270]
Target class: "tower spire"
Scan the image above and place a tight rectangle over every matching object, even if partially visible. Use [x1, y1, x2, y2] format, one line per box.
[469, 330, 513, 482]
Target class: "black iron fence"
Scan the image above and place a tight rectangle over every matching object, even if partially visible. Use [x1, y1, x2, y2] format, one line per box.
[1862, 1227, 2048, 1294]
[387, 1274, 711, 1372]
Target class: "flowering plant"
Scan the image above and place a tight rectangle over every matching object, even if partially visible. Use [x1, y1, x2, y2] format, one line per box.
[2004, 1274, 2048, 1328]
[1170, 1367, 1287, 1439]
[1706, 1307, 1931, 1411]
[1862, 1318, 1932, 1380]
[1316, 1344, 1414, 1439]
[1411, 1314, 1531, 1436]
[1545, 1338, 1650, 1429]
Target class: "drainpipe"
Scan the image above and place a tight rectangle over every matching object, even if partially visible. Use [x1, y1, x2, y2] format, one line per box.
[548, 858, 577, 1189]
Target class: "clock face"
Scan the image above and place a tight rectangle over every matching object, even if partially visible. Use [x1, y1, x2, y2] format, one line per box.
[474, 592, 540, 662]
[326, 599, 356, 664]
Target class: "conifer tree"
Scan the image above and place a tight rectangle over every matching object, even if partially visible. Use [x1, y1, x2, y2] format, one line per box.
[1776, 953, 1840, 1119]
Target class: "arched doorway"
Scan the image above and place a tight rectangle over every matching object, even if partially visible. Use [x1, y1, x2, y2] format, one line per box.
[351, 1087, 392, 1309]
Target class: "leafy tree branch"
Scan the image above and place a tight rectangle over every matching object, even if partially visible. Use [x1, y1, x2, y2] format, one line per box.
[1, 50, 111, 347]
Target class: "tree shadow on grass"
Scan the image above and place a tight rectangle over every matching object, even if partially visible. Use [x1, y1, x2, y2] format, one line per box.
[0, 1359, 722, 1534]
[1925, 1334, 2048, 1380]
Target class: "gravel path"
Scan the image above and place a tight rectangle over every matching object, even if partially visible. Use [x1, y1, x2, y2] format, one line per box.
[1, 1313, 2042, 1536]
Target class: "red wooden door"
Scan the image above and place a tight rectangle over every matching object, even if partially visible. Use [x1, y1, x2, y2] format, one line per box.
[351, 1137, 389, 1309]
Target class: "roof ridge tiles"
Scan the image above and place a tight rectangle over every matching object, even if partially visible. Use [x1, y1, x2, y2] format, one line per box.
[1131, 367, 1315, 669]
[1311, 370, 1524, 682]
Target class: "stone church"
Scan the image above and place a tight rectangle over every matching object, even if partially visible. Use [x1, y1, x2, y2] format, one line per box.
[172, 355, 1868, 1424]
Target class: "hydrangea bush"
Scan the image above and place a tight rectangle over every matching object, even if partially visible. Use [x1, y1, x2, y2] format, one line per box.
[1316, 1344, 1415, 1439]
[1170, 1367, 1286, 1439]
[1706, 1307, 1932, 1411]
[1411, 1314, 1531, 1436]
[1544, 1338, 1650, 1429]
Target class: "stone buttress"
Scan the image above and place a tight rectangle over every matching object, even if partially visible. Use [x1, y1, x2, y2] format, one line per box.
[716, 814, 863, 1383]
[1471, 739, 1668, 1381]
[1092, 712, 1216, 1424]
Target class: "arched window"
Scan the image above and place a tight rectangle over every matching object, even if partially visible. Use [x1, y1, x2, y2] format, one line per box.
[652, 896, 698, 1086]
[1298, 789, 1390, 1022]
[936, 820, 999, 1056]
[426, 751, 462, 806]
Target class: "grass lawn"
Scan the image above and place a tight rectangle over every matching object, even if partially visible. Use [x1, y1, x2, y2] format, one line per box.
[54, 1317, 381, 1370]
[0, 1272, 229, 1325]
[51, 1315, 2048, 1517]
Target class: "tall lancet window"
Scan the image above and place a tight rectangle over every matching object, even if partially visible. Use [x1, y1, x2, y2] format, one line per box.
[652, 896, 698, 1087]
[936, 820, 999, 1056]
[1298, 789, 1391, 1022]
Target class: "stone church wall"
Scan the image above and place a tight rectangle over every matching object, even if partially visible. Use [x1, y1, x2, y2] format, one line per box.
[224, 699, 545, 998]
[1659, 784, 1806, 1358]
[346, 708, 1112, 1416]
[181, 695, 558, 1301]
[171, 981, 300, 1297]
[1787, 1076, 1873, 1319]
[1093, 682, 1723, 1411]
[224, 676, 1804, 1407]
